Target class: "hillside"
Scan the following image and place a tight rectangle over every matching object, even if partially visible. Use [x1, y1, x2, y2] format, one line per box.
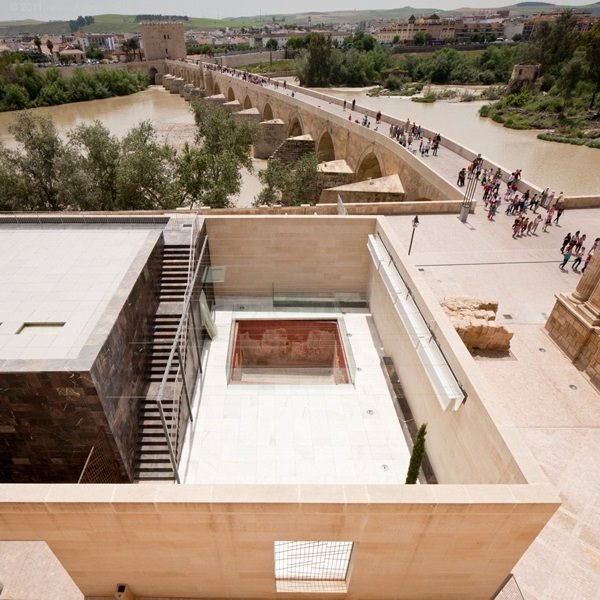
[0, 3, 598, 35]
[0, 14, 261, 36]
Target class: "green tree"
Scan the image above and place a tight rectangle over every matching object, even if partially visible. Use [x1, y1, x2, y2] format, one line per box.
[556, 48, 588, 103]
[46, 39, 54, 60]
[116, 121, 182, 210]
[414, 32, 433, 46]
[265, 38, 279, 51]
[86, 45, 105, 61]
[182, 101, 257, 208]
[405, 423, 427, 485]
[2, 84, 29, 110]
[534, 9, 579, 79]
[6, 112, 76, 210]
[296, 33, 332, 86]
[256, 153, 319, 206]
[122, 38, 140, 61]
[286, 36, 307, 50]
[347, 31, 377, 52]
[66, 121, 121, 210]
[581, 21, 600, 108]
[33, 36, 42, 54]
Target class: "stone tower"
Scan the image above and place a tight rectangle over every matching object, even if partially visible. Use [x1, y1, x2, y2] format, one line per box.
[140, 22, 186, 62]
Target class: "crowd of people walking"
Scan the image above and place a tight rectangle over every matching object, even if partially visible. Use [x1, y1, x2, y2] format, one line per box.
[203, 62, 597, 278]
[455, 153, 595, 276]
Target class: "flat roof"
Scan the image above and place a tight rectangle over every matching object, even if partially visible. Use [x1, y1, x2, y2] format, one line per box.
[180, 302, 410, 485]
[0, 227, 159, 362]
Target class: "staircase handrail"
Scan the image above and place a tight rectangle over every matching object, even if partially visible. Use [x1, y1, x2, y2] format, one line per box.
[154, 234, 209, 483]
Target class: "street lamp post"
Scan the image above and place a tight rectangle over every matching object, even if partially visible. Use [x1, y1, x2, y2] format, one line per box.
[408, 215, 419, 255]
[459, 154, 483, 223]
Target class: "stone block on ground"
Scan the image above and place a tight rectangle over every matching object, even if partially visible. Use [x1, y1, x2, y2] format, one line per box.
[441, 296, 512, 353]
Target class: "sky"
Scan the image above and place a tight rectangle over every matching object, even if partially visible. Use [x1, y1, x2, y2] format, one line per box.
[0, 0, 594, 22]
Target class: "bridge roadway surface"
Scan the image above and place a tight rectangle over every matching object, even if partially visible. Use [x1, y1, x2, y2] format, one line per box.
[216, 67, 529, 206]
[216, 69, 600, 600]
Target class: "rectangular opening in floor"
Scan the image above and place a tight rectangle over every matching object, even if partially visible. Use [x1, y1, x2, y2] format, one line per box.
[229, 319, 350, 384]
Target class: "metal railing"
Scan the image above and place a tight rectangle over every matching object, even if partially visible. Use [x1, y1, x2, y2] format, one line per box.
[153, 228, 210, 483]
[77, 431, 123, 483]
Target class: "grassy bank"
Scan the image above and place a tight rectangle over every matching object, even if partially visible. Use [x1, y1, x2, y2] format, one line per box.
[479, 89, 600, 148]
[244, 59, 296, 75]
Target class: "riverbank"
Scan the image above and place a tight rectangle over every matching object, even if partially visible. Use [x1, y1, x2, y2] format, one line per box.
[311, 86, 600, 196]
[0, 86, 265, 208]
[0, 66, 148, 112]
[479, 91, 600, 149]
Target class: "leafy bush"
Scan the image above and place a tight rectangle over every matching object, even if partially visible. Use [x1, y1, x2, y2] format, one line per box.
[0, 65, 148, 112]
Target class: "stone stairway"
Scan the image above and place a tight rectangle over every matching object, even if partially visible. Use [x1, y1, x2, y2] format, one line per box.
[134, 244, 191, 482]
[269, 134, 315, 165]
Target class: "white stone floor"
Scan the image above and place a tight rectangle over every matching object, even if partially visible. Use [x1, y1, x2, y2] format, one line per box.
[180, 303, 410, 485]
[0, 227, 156, 360]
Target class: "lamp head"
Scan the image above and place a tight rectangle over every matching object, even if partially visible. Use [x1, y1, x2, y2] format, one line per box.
[412, 215, 420, 228]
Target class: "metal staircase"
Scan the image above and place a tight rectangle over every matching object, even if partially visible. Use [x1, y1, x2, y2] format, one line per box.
[135, 244, 191, 482]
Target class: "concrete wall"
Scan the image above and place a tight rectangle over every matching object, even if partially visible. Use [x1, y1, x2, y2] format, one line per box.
[371, 218, 544, 485]
[0, 215, 559, 600]
[205, 216, 375, 297]
[212, 50, 286, 68]
[0, 483, 558, 600]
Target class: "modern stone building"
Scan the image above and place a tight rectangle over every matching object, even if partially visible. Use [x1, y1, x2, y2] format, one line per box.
[140, 22, 186, 62]
[0, 213, 558, 600]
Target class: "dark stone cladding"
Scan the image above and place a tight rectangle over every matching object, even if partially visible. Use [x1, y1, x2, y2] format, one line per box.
[90, 236, 163, 481]
[0, 224, 164, 483]
[0, 371, 125, 482]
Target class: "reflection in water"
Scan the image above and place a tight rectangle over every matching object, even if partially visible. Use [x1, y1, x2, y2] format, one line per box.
[314, 88, 600, 196]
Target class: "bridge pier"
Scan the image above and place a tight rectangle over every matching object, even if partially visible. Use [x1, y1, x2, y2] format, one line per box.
[254, 120, 287, 159]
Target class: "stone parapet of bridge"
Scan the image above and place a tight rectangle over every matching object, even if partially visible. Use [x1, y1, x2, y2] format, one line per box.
[163, 60, 461, 203]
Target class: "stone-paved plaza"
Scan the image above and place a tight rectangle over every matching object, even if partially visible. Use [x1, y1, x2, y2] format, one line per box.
[388, 206, 600, 600]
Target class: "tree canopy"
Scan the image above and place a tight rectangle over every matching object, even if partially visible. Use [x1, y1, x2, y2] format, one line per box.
[255, 153, 320, 207]
[0, 103, 257, 212]
[0, 65, 148, 112]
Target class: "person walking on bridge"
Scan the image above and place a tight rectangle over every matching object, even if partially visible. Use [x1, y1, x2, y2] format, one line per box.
[351, 99, 356, 111]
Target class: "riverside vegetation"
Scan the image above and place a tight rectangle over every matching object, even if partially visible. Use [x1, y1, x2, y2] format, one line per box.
[291, 14, 599, 147]
[0, 102, 256, 212]
[0, 56, 149, 111]
[480, 17, 600, 148]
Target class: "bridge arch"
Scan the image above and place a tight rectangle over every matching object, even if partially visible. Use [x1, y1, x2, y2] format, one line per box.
[213, 82, 221, 96]
[262, 102, 274, 121]
[227, 87, 236, 102]
[317, 131, 335, 162]
[288, 116, 304, 137]
[356, 151, 383, 181]
[243, 95, 253, 110]
[148, 67, 158, 85]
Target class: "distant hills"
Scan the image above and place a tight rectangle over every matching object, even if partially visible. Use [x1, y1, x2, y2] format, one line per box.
[0, 3, 598, 36]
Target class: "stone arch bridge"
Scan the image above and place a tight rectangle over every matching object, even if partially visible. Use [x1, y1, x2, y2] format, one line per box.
[161, 60, 459, 203]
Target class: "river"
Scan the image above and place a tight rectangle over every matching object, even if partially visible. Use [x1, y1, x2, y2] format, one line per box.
[314, 87, 600, 197]
[0, 86, 264, 207]
[0, 85, 597, 198]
